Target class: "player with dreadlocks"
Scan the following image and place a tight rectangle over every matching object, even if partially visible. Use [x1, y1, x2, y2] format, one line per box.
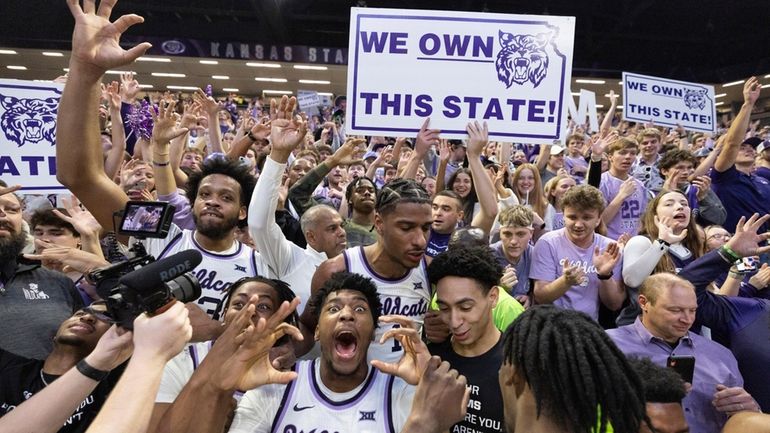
[499, 306, 647, 433]
[298, 178, 434, 363]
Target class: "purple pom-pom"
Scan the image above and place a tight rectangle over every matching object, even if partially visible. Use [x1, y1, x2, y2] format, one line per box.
[126, 100, 155, 140]
[205, 84, 213, 97]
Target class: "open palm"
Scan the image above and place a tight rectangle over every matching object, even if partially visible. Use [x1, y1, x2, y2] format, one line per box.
[67, 0, 151, 76]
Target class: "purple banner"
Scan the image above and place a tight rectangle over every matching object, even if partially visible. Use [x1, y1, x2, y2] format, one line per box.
[122, 37, 348, 65]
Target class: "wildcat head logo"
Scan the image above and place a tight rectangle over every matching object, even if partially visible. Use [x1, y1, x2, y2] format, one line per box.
[0, 95, 59, 146]
[683, 89, 707, 110]
[495, 30, 554, 89]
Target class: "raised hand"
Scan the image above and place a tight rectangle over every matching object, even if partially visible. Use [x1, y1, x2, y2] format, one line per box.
[104, 80, 121, 110]
[371, 316, 430, 385]
[211, 296, 303, 392]
[654, 216, 687, 244]
[151, 100, 188, 145]
[269, 96, 307, 159]
[414, 118, 441, 156]
[691, 175, 711, 201]
[193, 88, 223, 117]
[466, 120, 488, 158]
[53, 195, 103, 238]
[591, 130, 618, 161]
[608, 90, 618, 107]
[618, 177, 637, 199]
[725, 214, 770, 258]
[593, 243, 621, 276]
[403, 356, 469, 432]
[748, 263, 770, 290]
[120, 71, 140, 103]
[66, 0, 151, 79]
[438, 139, 451, 163]
[743, 77, 761, 106]
[329, 138, 366, 167]
[562, 260, 586, 286]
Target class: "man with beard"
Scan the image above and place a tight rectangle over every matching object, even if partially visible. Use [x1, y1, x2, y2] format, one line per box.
[56, 53, 274, 341]
[0, 302, 129, 433]
[0, 184, 82, 359]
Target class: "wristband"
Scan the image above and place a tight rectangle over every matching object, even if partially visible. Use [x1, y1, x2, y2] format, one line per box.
[720, 245, 742, 263]
[597, 272, 613, 280]
[153, 160, 170, 167]
[76, 359, 109, 382]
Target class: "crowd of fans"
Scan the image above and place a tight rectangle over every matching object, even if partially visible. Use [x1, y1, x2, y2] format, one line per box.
[1, 1, 770, 432]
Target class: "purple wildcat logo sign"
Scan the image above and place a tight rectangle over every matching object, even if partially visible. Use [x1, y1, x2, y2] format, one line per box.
[0, 96, 58, 146]
[346, 8, 575, 144]
[495, 31, 553, 88]
[0, 79, 67, 194]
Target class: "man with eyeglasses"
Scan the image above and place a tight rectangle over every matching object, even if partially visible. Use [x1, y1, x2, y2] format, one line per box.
[0, 302, 129, 433]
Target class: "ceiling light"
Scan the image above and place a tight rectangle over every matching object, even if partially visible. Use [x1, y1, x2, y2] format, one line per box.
[166, 85, 198, 91]
[764, 74, 770, 79]
[247, 62, 281, 68]
[200, 60, 219, 65]
[263, 90, 293, 95]
[0, 49, 18, 55]
[298, 79, 330, 85]
[595, 104, 604, 108]
[63, 68, 69, 72]
[212, 75, 229, 80]
[6, 65, 26, 70]
[575, 79, 605, 84]
[42, 52, 64, 57]
[255, 77, 287, 83]
[571, 92, 580, 96]
[223, 88, 239, 92]
[715, 102, 724, 106]
[137, 56, 171, 63]
[617, 106, 624, 109]
[723, 80, 745, 87]
[715, 93, 726, 98]
[152, 72, 185, 77]
[318, 92, 333, 96]
[762, 84, 770, 89]
[294, 65, 327, 71]
[105, 70, 131, 75]
[618, 81, 623, 85]
[138, 84, 153, 89]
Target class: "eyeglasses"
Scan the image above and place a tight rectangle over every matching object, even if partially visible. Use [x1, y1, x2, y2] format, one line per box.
[707, 233, 731, 241]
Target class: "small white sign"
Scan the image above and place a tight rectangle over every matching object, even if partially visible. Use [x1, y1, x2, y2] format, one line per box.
[346, 8, 576, 143]
[297, 90, 322, 109]
[622, 72, 716, 133]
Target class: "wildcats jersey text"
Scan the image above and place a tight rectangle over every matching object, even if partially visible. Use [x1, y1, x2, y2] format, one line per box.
[343, 247, 430, 364]
[141, 224, 266, 319]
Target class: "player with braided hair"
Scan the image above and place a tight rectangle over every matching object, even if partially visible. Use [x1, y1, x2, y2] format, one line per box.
[298, 178, 433, 363]
[500, 306, 647, 433]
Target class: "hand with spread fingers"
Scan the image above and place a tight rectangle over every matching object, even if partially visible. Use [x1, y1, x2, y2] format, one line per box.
[269, 96, 308, 158]
[370, 315, 430, 385]
[210, 297, 304, 392]
[724, 214, 770, 258]
[66, 0, 152, 79]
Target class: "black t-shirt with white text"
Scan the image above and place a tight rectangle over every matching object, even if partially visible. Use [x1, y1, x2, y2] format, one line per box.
[429, 336, 504, 433]
[0, 348, 123, 433]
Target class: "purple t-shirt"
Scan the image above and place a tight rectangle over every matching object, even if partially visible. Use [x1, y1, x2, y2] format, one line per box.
[564, 155, 588, 183]
[529, 228, 622, 321]
[599, 171, 649, 240]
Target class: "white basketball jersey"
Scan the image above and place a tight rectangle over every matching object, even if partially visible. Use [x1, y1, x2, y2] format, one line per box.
[143, 225, 266, 319]
[270, 360, 397, 433]
[343, 247, 430, 364]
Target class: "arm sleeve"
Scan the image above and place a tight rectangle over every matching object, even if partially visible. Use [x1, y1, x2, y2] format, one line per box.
[622, 236, 666, 288]
[696, 189, 727, 226]
[587, 159, 602, 188]
[157, 191, 195, 230]
[248, 158, 302, 278]
[288, 163, 332, 218]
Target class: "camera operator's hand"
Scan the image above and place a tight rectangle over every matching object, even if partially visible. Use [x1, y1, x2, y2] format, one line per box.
[210, 296, 303, 392]
[132, 301, 192, 365]
[186, 303, 225, 342]
[84, 324, 134, 371]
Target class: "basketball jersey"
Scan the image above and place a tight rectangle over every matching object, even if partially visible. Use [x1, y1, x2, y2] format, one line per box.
[142, 224, 266, 319]
[270, 360, 398, 433]
[343, 247, 431, 364]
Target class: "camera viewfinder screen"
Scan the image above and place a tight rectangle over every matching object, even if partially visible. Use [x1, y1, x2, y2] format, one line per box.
[121, 203, 164, 233]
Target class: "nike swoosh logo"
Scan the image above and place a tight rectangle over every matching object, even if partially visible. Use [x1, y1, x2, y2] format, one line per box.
[293, 404, 314, 412]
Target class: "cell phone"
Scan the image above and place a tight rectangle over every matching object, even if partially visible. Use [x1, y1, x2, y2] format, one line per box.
[667, 355, 695, 383]
[118, 201, 175, 239]
[736, 256, 759, 273]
